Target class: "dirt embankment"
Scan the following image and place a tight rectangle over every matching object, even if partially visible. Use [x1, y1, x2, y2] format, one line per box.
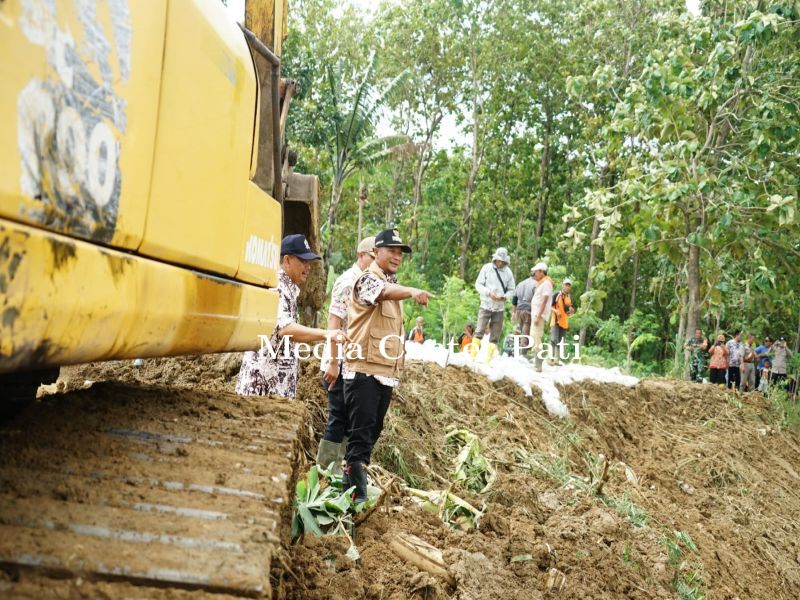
[22, 355, 800, 599]
[284, 361, 800, 600]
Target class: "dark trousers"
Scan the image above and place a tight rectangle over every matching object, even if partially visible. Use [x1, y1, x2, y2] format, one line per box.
[344, 373, 392, 466]
[322, 373, 348, 443]
[755, 366, 762, 391]
[727, 366, 741, 390]
[710, 368, 726, 385]
[772, 373, 787, 389]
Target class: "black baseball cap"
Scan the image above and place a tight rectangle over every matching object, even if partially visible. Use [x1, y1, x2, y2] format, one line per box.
[374, 228, 412, 253]
[281, 234, 321, 260]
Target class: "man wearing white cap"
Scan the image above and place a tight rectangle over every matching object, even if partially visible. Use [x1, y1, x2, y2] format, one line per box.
[316, 236, 376, 474]
[530, 262, 554, 371]
[550, 278, 575, 365]
[474, 247, 516, 344]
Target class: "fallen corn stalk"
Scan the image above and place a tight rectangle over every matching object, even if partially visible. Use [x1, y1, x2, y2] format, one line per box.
[385, 531, 455, 587]
[445, 428, 497, 493]
[404, 486, 483, 530]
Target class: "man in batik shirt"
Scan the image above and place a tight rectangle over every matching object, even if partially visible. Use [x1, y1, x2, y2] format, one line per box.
[236, 234, 346, 399]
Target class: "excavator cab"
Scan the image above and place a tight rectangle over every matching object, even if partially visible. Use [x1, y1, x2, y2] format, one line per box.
[0, 0, 322, 394]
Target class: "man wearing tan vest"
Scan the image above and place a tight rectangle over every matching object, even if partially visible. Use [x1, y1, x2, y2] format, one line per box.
[343, 229, 434, 502]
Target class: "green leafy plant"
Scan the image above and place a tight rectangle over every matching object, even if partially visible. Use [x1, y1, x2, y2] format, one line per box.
[445, 429, 497, 493]
[291, 465, 381, 549]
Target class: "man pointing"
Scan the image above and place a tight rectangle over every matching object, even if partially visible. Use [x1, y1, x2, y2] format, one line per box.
[343, 229, 434, 502]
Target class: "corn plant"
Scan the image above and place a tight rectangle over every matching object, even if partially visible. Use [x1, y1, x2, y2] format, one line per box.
[445, 429, 496, 493]
[405, 486, 483, 530]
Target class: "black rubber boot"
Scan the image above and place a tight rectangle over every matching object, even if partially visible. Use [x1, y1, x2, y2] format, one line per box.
[341, 466, 351, 494]
[348, 462, 368, 503]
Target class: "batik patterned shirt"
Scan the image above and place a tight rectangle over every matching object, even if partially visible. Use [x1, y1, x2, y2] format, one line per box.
[236, 269, 299, 399]
[321, 263, 363, 372]
[726, 339, 744, 367]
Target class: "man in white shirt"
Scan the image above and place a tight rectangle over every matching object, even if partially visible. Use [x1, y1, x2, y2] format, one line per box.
[474, 247, 516, 344]
[530, 262, 554, 372]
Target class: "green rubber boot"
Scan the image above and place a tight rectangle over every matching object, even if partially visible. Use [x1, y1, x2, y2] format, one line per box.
[316, 439, 343, 475]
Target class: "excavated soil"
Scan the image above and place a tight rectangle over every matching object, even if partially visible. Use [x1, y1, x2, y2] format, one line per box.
[5, 355, 800, 599]
[283, 361, 800, 600]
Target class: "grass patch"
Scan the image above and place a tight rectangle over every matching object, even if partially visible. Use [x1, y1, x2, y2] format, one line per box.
[602, 493, 649, 528]
[661, 530, 706, 600]
[373, 442, 420, 487]
[767, 385, 800, 430]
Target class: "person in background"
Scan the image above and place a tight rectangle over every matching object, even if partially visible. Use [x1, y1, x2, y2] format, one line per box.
[726, 331, 744, 390]
[708, 334, 729, 387]
[758, 359, 772, 394]
[476, 323, 498, 363]
[407, 316, 426, 343]
[457, 323, 475, 352]
[512, 267, 537, 357]
[549, 278, 575, 366]
[684, 329, 708, 383]
[529, 262, 554, 372]
[503, 325, 521, 356]
[315, 236, 375, 475]
[754, 336, 773, 391]
[769, 336, 793, 389]
[741, 334, 757, 392]
[474, 247, 516, 345]
[237, 234, 347, 399]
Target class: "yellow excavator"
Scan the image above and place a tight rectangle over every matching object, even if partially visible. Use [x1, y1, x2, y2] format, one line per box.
[0, 0, 322, 399]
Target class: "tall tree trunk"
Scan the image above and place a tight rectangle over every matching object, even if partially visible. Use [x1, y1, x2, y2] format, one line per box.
[324, 180, 343, 264]
[534, 105, 553, 259]
[459, 47, 482, 280]
[579, 215, 601, 346]
[676, 294, 688, 376]
[410, 114, 441, 246]
[794, 310, 800, 354]
[685, 235, 701, 339]
[628, 250, 639, 317]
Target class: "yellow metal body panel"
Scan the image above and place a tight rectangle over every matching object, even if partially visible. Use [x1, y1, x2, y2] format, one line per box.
[236, 182, 281, 287]
[140, 0, 261, 277]
[0, 0, 167, 250]
[0, 218, 277, 373]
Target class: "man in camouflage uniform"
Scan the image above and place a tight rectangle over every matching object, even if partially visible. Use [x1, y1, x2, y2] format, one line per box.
[684, 328, 708, 383]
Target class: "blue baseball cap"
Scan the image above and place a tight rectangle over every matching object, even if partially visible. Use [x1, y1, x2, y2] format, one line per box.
[280, 234, 321, 261]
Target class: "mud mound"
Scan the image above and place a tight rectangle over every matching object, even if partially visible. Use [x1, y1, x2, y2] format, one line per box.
[284, 362, 800, 600]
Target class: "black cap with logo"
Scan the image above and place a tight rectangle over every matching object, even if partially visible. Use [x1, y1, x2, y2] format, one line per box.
[374, 228, 412, 253]
[281, 234, 321, 261]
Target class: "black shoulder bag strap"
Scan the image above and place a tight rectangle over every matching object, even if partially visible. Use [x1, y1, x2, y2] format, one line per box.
[493, 267, 508, 294]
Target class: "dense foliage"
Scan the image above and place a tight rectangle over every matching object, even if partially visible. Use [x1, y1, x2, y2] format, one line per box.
[282, 0, 800, 376]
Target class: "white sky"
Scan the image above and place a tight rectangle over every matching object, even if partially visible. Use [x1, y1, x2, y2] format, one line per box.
[224, 0, 703, 149]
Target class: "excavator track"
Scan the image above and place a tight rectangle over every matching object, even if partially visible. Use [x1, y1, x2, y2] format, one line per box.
[0, 377, 307, 598]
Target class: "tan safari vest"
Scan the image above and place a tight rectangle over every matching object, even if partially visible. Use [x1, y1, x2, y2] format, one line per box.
[345, 262, 405, 378]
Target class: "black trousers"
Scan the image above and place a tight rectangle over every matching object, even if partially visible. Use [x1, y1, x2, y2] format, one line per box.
[727, 366, 741, 390]
[321, 373, 348, 443]
[709, 368, 726, 385]
[772, 372, 787, 389]
[344, 373, 392, 466]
